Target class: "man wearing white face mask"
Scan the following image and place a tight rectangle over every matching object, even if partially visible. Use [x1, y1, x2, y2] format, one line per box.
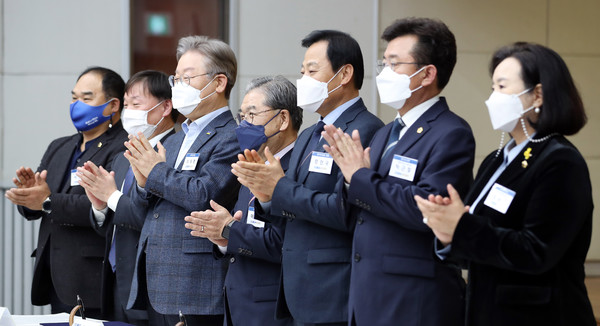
[231, 30, 383, 325]
[321, 18, 475, 326]
[121, 36, 239, 326]
[77, 70, 177, 324]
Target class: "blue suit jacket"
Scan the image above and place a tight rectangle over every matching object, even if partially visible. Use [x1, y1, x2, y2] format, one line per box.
[89, 130, 175, 318]
[127, 110, 240, 315]
[344, 97, 474, 326]
[219, 151, 293, 326]
[260, 99, 384, 323]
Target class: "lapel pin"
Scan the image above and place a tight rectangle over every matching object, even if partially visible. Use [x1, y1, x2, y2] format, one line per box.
[206, 132, 211, 135]
[417, 127, 423, 134]
[97, 142, 102, 148]
[521, 147, 532, 168]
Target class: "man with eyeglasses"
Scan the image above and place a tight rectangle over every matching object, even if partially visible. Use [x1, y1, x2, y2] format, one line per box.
[231, 30, 383, 326]
[321, 18, 474, 326]
[121, 35, 240, 326]
[184, 75, 302, 326]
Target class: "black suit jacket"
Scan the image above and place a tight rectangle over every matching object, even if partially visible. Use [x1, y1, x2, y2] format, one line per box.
[89, 130, 175, 316]
[450, 135, 595, 326]
[18, 122, 128, 308]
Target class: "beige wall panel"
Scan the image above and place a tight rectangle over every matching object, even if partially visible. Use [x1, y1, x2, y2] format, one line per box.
[585, 159, 600, 260]
[238, 0, 375, 78]
[379, 0, 547, 53]
[548, 0, 600, 54]
[443, 53, 499, 159]
[2, 75, 78, 181]
[4, 0, 124, 74]
[562, 56, 600, 158]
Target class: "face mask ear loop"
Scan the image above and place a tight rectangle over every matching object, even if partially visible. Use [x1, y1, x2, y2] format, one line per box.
[264, 110, 282, 138]
[326, 66, 346, 95]
[409, 66, 427, 79]
[198, 76, 219, 101]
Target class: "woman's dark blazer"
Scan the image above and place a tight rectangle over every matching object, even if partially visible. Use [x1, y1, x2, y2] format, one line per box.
[448, 135, 595, 326]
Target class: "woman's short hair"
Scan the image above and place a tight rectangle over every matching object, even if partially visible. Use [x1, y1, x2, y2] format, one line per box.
[490, 42, 586, 136]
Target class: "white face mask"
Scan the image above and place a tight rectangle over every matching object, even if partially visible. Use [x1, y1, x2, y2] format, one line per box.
[485, 88, 534, 133]
[296, 67, 344, 113]
[171, 76, 217, 116]
[122, 100, 165, 138]
[375, 66, 425, 109]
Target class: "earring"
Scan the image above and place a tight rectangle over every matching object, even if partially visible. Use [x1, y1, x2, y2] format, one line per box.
[534, 107, 540, 114]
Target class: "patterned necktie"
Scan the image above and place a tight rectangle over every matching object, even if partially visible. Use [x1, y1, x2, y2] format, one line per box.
[381, 117, 406, 162]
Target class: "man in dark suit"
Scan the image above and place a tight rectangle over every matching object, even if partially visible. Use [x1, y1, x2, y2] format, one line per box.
[231, 31, 384, 326]
[184, 75, 302, 326]
[122, 36, 240, 326]
[6, 67, 128, 317]
[77, 70, 177, 325]
[322, 18, 475, 326]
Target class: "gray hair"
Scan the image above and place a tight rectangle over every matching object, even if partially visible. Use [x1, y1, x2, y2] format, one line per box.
[176, 35, 237, 99]
[245, 76, 303, 131]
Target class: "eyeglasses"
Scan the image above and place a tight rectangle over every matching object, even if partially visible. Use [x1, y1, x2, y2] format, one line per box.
[376, 60, 426, 74]
[168, 73, 210, 87]
[236, 109, 280, 124]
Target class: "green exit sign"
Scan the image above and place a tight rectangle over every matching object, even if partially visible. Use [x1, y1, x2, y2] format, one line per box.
[147, 13, 171, 36]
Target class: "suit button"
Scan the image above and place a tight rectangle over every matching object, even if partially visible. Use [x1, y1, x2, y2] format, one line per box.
[230, 257, 235, 263]
[357, 218, 364, 224]
[354, 253, 361, 262]
[154, 212, 159, 219]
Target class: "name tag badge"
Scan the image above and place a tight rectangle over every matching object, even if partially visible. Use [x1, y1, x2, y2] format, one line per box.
[389, 155, 418, 182]
[182, 153, 200, 170]
[246, 207, 265, 228]
[70, 169, 81, 186]
[308, 152, 334, 175]
[483, 183, 516, 214]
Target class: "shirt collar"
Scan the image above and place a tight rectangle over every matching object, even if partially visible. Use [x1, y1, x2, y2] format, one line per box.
[395, 96, 440, 129]
[322, 96, 360, 125]
[181, 106, 229, 134]
[503, 134, 533, 165]
[274, 141, 295, 159]
[149, 127, 174, 148]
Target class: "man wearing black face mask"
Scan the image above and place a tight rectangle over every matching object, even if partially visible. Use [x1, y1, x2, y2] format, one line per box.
[184, 75, 302, 326]
[6, 66, 128, 317]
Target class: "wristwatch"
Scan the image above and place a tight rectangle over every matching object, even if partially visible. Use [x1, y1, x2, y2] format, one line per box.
[42, 196, 52, 214]
[221, 220, 236, 240]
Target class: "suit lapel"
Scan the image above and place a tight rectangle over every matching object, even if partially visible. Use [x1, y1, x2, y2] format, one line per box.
[297, 100, 365, 184]
[175, 110, 233, 170]
[51, 136, 79, 193]
[377, 99, 447, 175]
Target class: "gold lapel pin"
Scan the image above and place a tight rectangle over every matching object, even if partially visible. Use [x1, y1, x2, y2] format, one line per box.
[417, 127, 423, 134]
[521, 147, 532, 168]
[97, 142, 102, 148]
[206, 132, 211, 135]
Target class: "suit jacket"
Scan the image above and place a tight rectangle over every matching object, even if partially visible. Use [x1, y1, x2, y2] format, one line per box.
[220, 151, 293, 326]
[127, 110, 240, 315]
[89, 130, 175, 317]
[260, 99, 384, 323]
[344, 97, 474, 326]
[449, 135, 595, 326]
[18, 122, 128, 308]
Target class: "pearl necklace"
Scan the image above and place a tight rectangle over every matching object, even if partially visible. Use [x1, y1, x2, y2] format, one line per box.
[519, 118, 559, 143]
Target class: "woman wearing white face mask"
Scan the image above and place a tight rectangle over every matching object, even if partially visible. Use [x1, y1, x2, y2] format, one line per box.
[414, 42, 595, 325]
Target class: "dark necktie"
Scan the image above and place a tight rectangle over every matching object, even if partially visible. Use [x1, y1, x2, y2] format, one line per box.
[298, 121, 326, 172]
[381, 117, 406, 162]
[108, 166, 135, 273]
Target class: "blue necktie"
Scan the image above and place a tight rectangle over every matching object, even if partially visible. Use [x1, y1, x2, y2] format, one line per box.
[381, 117, 405, 163]
[108, 166, 135, 273]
